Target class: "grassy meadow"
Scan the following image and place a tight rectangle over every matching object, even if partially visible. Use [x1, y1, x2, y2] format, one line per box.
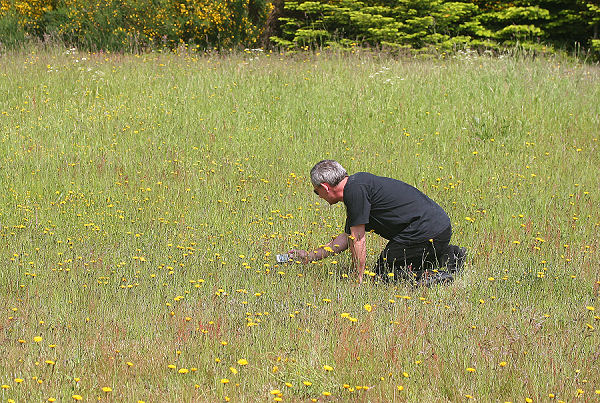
[0, 46, 599, 402]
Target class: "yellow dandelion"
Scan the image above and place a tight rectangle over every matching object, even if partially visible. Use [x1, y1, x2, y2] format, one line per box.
[323, 365, 333, 371]
[322, 391, 331, 396]
[466, 367, 476, 372]
[303, 381, 312, 386]
[237, 358, 248, 366]
[14, 378, 24, 383]
[33, 336, 43, 343]
[102, 386, 112, 392]
[270, 389, 281, 395]
[397, 385, 404, 391]
[178, 368, 189, 374]
[499, 361, 507, 367]
[220, 378, 230, 384]
[72, 396, 83, 401]
[364, 304, 372, 312]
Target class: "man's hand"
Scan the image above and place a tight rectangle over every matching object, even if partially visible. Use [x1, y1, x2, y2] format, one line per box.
[348, 225, 366, 284]
[288, 249, 309, 264]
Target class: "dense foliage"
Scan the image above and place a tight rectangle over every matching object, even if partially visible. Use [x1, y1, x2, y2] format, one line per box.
[0, 0, 599, 56]
[271, 0, 600, 55]
[0, 0, 271, 50]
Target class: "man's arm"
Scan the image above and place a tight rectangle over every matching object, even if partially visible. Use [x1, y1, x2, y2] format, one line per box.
[348, 224, 366, 283]
[290, 232, 349, 263]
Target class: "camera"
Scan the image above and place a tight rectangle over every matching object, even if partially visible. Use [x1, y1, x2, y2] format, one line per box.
[276, 253, 290, 263]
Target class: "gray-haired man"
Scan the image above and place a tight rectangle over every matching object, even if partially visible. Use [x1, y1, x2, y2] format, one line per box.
[290, 160, 466, 285]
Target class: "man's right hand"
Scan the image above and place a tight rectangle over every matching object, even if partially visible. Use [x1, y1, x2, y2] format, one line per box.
[288, 249, 309, 264]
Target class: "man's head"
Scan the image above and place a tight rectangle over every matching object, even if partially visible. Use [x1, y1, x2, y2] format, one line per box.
[310, 160, 348, 204]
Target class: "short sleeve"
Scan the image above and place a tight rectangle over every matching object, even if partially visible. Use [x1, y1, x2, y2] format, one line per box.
[344, 184, 371, 233]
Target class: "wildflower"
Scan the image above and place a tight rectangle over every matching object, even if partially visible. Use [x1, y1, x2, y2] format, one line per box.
[397, 385, 404, 391]
[270, 389, 281, 395]
[499, 361, 507, 367]
[322, 391, 331, 396]
[323, 365, 333, 371]
[220, 378, 230, 384]
[72, 396, 83, 401]
[167, 364, 176, 369]
[34, 336, 43, 342]
[586, 306, 595, 311]
[303, 381, 312, 386]
[364, 304, 372, 312]
[466, 367, 476, 372]
[237, 359, 248, 366]
[14, 378, 24, 383]
[178, 368, 189, 374]
[45, 360, 55, 365]
[102, 386, 112, 392]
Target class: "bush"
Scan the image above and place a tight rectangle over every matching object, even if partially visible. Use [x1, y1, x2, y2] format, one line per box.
[0, 11, 28, 49]
[0, 0, 271, 51]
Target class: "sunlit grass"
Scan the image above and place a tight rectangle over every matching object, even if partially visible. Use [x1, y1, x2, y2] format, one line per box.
[0, 46, 599, 402]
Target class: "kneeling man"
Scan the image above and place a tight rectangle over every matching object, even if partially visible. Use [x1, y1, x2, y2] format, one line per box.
[290, 160, 466, 285]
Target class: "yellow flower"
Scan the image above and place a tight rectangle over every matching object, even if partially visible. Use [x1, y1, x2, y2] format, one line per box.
[45, 360, 55, 365]
[14, 378, 24, 383]
[102, 386, 112, 392]
[48, 398, 56, 402]
[220, 378, 229, 384]
[303, 381, 312, 386]
[33, 336, 43, 343]
[270, 389, 281, 395]
[323, 365, 333, 371]
[72, 396, 83, 401]
[586, 306, 595, 311]
[364, 304, 372, 312]
[499, 361, 507, 367]
[466, 367, 476, 372]
[397, 385, 404, 391]
[322, 391, 331, 396]
[178, 368, 189, 374]
[237, 359, 248, 366]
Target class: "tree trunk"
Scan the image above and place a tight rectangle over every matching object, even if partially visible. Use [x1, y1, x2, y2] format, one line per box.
[259, 0, 285, 49]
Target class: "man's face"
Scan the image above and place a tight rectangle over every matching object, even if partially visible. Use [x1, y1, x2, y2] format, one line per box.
[314, 183, 337, 205]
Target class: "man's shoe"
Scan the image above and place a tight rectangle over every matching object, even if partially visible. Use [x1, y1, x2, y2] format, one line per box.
[417, 271, 454, 287]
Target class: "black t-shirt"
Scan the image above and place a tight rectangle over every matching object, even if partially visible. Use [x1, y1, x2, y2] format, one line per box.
[343, 172, 450, 244]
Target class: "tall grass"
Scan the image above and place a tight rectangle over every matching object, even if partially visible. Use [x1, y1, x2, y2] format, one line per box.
[0, 46, 599, 402]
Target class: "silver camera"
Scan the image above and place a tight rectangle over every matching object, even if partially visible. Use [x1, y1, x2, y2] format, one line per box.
[276, 253, 290, 263]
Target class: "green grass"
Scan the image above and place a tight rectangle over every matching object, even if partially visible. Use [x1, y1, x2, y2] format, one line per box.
[0, 46, 599, 402]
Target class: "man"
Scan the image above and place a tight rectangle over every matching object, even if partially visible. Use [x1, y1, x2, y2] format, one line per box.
[290, 160, 466, 285]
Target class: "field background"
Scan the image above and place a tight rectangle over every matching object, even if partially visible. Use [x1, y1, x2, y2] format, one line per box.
[1, 47, 599, 402]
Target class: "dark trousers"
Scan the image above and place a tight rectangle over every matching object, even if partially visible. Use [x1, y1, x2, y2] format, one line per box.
[374, 226, 459, 282]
